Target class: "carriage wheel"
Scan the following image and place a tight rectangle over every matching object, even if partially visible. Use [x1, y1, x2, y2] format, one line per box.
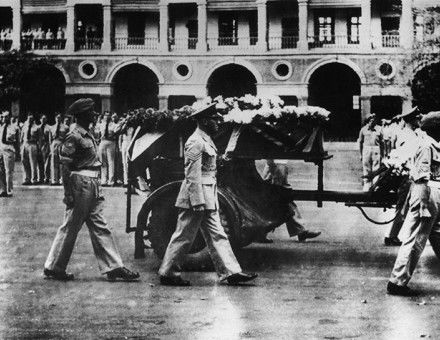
[138, 184, 241, 271]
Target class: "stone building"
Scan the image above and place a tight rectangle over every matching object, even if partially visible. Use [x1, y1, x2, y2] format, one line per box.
[0, 0, 438, 139]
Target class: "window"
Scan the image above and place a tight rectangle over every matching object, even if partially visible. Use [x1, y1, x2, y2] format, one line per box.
[186, 20, 198, 49]
[315, 11, 334, 43]
[281, 17, 298, 48]
[348, 10, 361, 44]
[218, 12, 238, 45]
[248, 12, 258, 45]
[381, 17, 400, 35]
[128, 13, 146, 45]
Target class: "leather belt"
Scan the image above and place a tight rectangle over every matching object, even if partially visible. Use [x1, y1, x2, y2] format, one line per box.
[71, 169, 100, 178]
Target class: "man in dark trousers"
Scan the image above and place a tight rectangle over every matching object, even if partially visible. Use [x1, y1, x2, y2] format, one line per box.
[158, 104, 257, 286]
[44, 98, 139, 282]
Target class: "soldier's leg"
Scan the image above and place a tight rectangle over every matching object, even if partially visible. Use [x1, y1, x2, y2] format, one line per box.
[44, 174, 93, 273]
[429, 191, 440, 257]
[371, 146, 381, 185]
[44, 148, 51, 182]
[158, 209, 203, 277]
[387, 180, 411, 239]
[0, 153, 6, 193]
[4, 149, 15, 194]
[107, 141, 116, 185]
[99, 142, 108, 184]
[200, 210, 242, 280]
[285, 202, 306, 236]
[390, 188, 438, 286]
[51, 142, 60, 184]
[84, 180, 124, 273]
[362, 147, 372, 191]
[29, 144, 39, 183]
[22, 144, 31, 183]
[121, 143, 129, 185]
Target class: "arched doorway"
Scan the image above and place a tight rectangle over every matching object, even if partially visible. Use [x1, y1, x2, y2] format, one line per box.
[412, 62, 440, 113]
[112, 64, 159, 113]
[207, 64, 257, 98]
[308, 63, 361, 141]
[20, 65, 66, 122]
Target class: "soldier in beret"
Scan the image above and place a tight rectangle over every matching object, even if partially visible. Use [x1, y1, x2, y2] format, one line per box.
[44, 98, 140, 282]
[158, 104, 257, 286]
[387, 111, 440, 296]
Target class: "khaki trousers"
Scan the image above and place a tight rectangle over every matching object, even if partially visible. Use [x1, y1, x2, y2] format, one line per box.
[121, 141, 130, 185]
[99, 140, 116, 185]
[0, 148, 15, 194]
[39, 144, 51, 182]
[159, 209, 242, 280]
[22, 142, 39, 183]
[390, 185, 440, 286]
[362, 146, 380, 191]
[285, 202, 306, 236]
[44, 174, 124, 274]
[50, 140, 62, 184]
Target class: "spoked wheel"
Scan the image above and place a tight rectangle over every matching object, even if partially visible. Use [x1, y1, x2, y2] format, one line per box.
[136, 182, 241, 271]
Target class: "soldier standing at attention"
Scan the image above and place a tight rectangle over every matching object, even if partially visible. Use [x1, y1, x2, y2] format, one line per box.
[39, 114, 51, 184]
[158, 104, 257, 286]
[43, 98, 139, 282]
[118, 111, 135, 187]
[0, 111, 19, 197]
[21, 112, 40, 185]
[50, 114, 69, 185]
[358, 113, 382, 191]
[387, 111, 440, 296]
[98, 111, 118, 186]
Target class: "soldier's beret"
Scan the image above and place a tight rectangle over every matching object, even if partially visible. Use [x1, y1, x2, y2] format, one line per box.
[420, 111, 440, 131]
[67, 98, 95, 117]
[190, 103, 222, 120]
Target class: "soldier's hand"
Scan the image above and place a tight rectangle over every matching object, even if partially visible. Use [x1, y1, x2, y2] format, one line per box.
[193, 205, 205, 212]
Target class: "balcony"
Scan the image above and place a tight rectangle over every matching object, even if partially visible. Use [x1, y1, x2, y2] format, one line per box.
[21, 38, 66, 51]
[268, 36, 298, 50]
[207, 36, 258, 51]
[113, 37, 159, 51]
[169, 37, 198, 51]
[381, 34, 400, 48]
[308, 35, 360, 49]
[75, 37, 103, 50]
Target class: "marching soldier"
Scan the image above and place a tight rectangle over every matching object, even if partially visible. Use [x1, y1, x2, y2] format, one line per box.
[39, 114, 51, 184]
[0, 111, 19, 197]
[44, 98, 140, 282]
[158, 104, 257, 286]
[50, 114, 69, 185]
[98, 111, 118, 186]
[21, 112, 40, 185]
[358, 113, 382, 191]
[387, 111, 440, 296]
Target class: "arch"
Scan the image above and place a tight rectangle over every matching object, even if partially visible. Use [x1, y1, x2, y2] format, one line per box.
[412, 61, 440, 113]
[54, 64, 71, 84]
[204, 59, 263, 85]
[106, 59, 164, 84]
[207, 64, 258, 98]
[302, 56, 366, 84]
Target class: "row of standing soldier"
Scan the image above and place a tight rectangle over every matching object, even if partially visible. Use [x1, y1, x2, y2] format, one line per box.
[0, 110, 135, 197]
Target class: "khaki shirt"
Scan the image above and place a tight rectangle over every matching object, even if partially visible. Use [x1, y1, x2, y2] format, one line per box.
[39, 123, 51, 148]
[0, 123, 19, 151]
[50, 123, 70, 142]
[98, 120, 119, 141]
[175, 127, 218, 210]
[410, 136, 440, 182]
[60, 125, 102, 171]
[21, 121, 40, 144]
[358, 125, 382, 148]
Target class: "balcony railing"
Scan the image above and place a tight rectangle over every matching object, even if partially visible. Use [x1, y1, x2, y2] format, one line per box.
[308, 35, 360, 49]
[382, 34, 400, 48]
[268, 36, 298, 50]
[21, 38, 66, 50]
[75, 37, 103, 50]
[169, 37, 198, 51]
[113, 37, 159, 50]
[0, 39, 12, 51]
[207, 36, 258, 51]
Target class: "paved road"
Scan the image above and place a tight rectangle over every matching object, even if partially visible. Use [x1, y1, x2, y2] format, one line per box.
[1, 155, 440, 339]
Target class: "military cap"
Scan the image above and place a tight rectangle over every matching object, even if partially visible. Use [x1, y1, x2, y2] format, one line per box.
[190, 103, 222, 120]
[67, 98, 95, 117]
[399, 106, 420, 122]
[420, 111, 440, 131]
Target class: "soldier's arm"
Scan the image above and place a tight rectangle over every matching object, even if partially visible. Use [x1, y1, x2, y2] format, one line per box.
[59, 133, 77, 205]
[358, 129, 364, 157]
[413, 144, 432, 218]
[185, 139, 205, 208]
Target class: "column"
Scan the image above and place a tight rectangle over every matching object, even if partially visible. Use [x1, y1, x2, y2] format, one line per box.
[361, 96, 371, 122]
[402, 96, 413, 114]
[197, 1, 207, 51]
[361, 0, 371, 50]
[102, 5, 112, 52]
[297, 0, 309, 51]
[298, 96, 308, 106]
[158, 95, 168, 110]
[257, 0, 267, 50]
[400, 0, 414, 49]
[159, 2, 169, 52]
[66, 5, 75, 52]
[12, 5, 22, 50]
[101, 95, 112, 112]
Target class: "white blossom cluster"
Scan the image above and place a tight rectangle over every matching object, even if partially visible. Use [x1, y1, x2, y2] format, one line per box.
[192, 94, 331, 125]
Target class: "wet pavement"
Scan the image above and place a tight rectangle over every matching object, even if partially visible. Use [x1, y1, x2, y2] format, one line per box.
[1, 153, 440, 339]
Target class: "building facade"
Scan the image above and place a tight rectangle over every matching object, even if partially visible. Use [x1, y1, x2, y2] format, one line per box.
[0, 0, 438, 139]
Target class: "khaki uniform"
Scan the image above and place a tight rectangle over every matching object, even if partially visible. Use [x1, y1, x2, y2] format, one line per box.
[358, 125, 382, 191]
[44, 125, 124, 274]
[159, 127, 242, 280]
[120, 126, 134, 185]
[39, 123, 51, 182]
[50, 122, 69, 184]
[21, 121, 40, 183]
[390, 137, 440, 286]
[98, 120, 119, 185]
[0, 122, 19, 194]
